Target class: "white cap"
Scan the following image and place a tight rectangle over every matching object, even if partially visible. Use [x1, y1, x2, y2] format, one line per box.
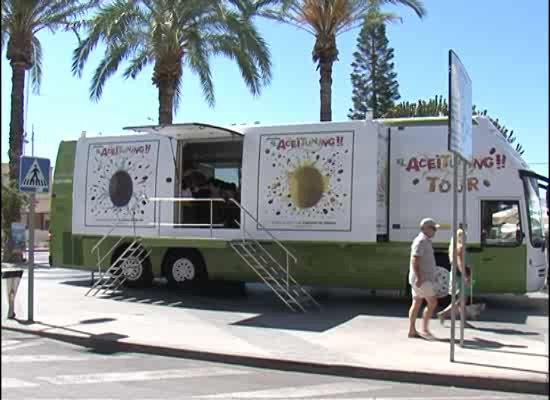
[420, 218, 440, 230]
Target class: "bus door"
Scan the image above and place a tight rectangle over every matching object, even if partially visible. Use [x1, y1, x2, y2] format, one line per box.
[519, 170, 548, 291]
[478, 199, 526, 293]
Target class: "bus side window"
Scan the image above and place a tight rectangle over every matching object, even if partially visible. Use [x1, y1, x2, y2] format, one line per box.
[480, 200, 522, 246]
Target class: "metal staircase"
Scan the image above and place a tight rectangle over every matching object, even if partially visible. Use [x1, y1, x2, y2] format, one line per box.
[229, 200, 320, 312]
[84, 197, 319, 312]
[85, 215, 151, 297]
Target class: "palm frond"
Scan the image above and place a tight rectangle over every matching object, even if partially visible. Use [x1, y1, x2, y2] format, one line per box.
[222, 10, 272, 85]
[30, 36, 42, 94]
[211, 34, 262, 96]
[72, 1, 145, 78]
[379, 0, 426, 18]
[185, 29, 215, 107]
[34, 0, 100, 35]
[90, 41, 136, 101]
[123, 48, 152, 79]
[1, 29, 6, 53]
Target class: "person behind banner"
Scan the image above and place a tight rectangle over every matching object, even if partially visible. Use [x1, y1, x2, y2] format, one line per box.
[437, 226, 473, 326]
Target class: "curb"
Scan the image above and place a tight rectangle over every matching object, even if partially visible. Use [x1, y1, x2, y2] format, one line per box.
[2, 324, 547, 395]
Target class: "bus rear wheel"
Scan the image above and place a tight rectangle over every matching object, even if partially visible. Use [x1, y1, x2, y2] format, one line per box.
[111, 244, 153, 288]
[163, 249, 207, 289]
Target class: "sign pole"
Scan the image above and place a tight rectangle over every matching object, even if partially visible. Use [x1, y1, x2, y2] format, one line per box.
[18, 153, 50, 324]
[28, 132, 35, 323]
[450, 153, 459, 362]
[460, 159, 467, 347]
[28, 193, 35, 322]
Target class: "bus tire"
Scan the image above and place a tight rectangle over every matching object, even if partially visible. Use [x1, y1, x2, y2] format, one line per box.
[111, 244, 153, 288]
[163, 249, 207, 289]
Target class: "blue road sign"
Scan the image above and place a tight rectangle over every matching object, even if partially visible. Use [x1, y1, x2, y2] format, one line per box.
[19, 156, 50, 193]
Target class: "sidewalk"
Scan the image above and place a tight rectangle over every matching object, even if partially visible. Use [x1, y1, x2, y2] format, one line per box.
[1, 265, 548, 395]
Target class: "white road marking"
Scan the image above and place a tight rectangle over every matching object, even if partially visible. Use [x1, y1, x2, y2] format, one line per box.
[198, 396, 514, 400]
[197, 382, 387, 398]
[2, 340, 20, 347]
[372, 397, 515, 400]
[1, 377, 39, 388]
[3, 354, 136, 363]
[38, 367, 252, 385]
[2, 340, 45, 352]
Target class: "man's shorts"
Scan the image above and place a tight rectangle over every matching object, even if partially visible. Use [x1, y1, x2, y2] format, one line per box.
[411, 281, 435, 299]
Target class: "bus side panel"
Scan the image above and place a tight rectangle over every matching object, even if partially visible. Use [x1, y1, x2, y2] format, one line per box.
[469, 245, 526, 293]
[50, 141, 77, 267]
[202, 241, 410, 289]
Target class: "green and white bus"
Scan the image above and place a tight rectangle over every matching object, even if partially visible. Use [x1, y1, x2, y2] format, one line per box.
[49, 116, 548, 302]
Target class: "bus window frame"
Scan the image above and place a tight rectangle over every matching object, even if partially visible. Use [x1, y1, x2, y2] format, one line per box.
[480, 199, 523, 248]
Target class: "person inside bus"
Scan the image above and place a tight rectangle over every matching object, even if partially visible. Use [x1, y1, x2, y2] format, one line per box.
[194, 181, 211, 226]
[223, 184, 240, 228]
[181, 179, 192, 198]
[437, 226, 473, 326]
[208, 178, 221, 198]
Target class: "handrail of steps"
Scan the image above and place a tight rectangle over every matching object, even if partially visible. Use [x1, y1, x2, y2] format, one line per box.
[228, 198, 297, 264]
[88, 196, 317, 310]
[91, 216, 127, 254]
[146, 196, 298, 265]
[148, 197, 227, 237]
[87, 212, 141, 296]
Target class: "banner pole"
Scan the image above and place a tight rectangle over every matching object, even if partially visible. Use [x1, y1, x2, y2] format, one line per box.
[450, 153, 459, 361]
[460, 159, 467, 347]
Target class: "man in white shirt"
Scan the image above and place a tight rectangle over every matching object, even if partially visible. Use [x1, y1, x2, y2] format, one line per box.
[408, 218, 440, 339]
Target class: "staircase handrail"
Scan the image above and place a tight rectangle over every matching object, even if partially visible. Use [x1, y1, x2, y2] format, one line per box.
[229, 198, 297, 264]
[91, 215, 129, 254]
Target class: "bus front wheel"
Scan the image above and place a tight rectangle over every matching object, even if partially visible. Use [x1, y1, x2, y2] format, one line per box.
[163, 249, 207, 289]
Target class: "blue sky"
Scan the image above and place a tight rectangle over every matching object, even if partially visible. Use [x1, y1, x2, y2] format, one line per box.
[1, 0, 548, 179]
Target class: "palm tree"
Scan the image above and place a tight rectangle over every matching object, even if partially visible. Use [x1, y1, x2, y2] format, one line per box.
[73, 0, 273, 125]
[266, 0, 426, 121]
[1, 0, 96, 261]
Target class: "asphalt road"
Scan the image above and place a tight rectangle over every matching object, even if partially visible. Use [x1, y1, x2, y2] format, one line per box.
[2, 329, 546, 400]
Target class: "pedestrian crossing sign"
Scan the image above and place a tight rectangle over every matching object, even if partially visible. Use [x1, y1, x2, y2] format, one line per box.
[18, 156, 50, 193]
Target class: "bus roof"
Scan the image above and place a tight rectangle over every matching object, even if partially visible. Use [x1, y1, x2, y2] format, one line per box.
[122, 122, 243, 140]
[377, 116, 480, 127]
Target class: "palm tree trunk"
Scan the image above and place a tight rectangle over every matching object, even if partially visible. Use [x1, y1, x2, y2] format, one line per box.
[5, 61, 26, 262]
[158, 79, 176, 125]
[319, 58, 333, 122]
[9, 62, 26, 182]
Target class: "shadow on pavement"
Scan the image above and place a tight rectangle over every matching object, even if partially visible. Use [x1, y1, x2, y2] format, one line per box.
[58, 276, 548, 332]
[468, 325, 540, 336]
[437, 335, 527, 350]
[6, 318, 128, 355]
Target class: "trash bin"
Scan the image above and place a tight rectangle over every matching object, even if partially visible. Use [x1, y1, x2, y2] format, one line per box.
[1, 268, 24, 319]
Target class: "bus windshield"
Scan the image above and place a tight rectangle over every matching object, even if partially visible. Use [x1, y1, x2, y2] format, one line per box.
[523, 177, 545, 248]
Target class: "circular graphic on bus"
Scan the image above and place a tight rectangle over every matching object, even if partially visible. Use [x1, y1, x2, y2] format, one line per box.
[287, 163, 329, 209]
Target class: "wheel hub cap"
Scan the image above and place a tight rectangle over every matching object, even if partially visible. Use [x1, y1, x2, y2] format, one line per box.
[122, 257, 143, 281]
[172, 258, 195, 282]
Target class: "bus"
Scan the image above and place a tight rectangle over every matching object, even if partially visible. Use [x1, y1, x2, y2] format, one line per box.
[49, 116, 548, 306]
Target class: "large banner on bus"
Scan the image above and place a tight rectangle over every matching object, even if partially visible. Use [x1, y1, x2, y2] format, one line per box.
[84, 140, 160, 227]
[257, 131, 354, 231]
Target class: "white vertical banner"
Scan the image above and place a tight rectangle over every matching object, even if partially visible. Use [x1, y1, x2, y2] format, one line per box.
[448, 50, 473, 162]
